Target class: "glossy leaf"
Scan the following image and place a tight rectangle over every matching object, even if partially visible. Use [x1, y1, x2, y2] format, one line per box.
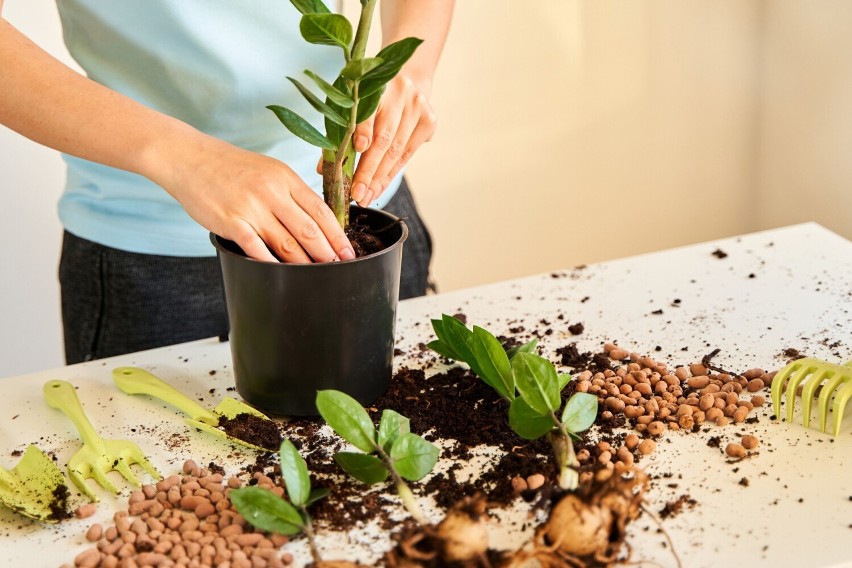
[305, 487, 330, 507]
[299, 14, 353, 50]
[359, 37, 424, 97]
[390, 433, 439, 481]
[229, 486, 303, 535]
[287, 77, 348, 127]
[560, 392, 598, 434]
[334, 452, 388, 484]
[316, 390, 377, 453]
[356, 86, 384, 124]
[471, 326, 515, 400]
[506, 338, 538, 360]
[512, 352, 561, 415]
[305, 70, 353, 108]
[430, 318, 461, 359]
[427, 339, 459, 361]
[378, 409, 410, 452]
[440, 315, 482, 376]
[290, 0, 330, 14]
[267, 105, 335, 150]
[278, 440, 310, 508]
[324, 76, 351, 147]
[508, 396, 555, 440]
[558, 373, 573, 391]
[341, 57, 384, 81]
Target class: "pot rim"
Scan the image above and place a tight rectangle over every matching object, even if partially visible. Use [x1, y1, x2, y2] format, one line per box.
[209, 206, 408, 267]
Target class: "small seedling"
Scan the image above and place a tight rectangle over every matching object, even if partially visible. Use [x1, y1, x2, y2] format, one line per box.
[316, 389, 439, 524]
[429, 314, 598, 490]
[229, 440, 330, 564]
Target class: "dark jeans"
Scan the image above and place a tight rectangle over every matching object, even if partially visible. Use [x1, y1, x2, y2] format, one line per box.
[59, 179, 433, 364]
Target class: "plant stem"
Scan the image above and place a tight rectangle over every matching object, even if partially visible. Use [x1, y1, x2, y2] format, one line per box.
[300, 508, 322, 566]
[324, 0, 378, 229]
[548, 412, 579, 490]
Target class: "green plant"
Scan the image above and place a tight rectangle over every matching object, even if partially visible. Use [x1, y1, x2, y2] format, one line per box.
[429, 314, 598, 490]
[229, 440, 330, 564]
[269, 0, 423, 229]
[315, 389, 439, 524]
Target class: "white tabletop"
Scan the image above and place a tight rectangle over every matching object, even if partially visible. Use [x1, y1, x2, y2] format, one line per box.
[1, 222, 850, 567]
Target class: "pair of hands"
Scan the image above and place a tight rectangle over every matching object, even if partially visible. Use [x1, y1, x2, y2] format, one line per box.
[169, 74, 436, 264]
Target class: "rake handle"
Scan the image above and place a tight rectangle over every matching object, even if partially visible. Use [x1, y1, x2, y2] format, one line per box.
[43, 380, 105, 451]
[112, 367, 217, 424]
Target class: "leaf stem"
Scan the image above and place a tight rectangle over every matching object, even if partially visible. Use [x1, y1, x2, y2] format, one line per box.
[548, 412, 579, 490]
[375, 443, 427, 525]
[299, 508, 322, 565]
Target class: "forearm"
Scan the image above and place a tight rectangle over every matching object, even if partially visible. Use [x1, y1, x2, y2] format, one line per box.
[0, 16, 202, 188]
[380, 0, 454, 94]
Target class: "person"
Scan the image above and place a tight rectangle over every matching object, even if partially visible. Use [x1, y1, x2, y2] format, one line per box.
[0, 1, 455, 363]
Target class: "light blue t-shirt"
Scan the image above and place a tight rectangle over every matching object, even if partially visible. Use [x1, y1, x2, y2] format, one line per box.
[56, 0, 401, 256]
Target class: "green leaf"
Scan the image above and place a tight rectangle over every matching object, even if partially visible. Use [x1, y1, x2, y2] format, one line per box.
[359, 37, 424, 97]
[316, 390, 377, 453]
[512, 352, 561, 415]
[427, 339, 460, 361]
[558, 373, 573, 391]
[560, 392, 598, 434]
[324, 76, 351, 147]
[356, 86, 384, 124]
[341, 57, 384, 81]
[430, 319, 461, 359]
[290, 0, 331, 14]
[390, 433, 440, 481]
[287, 77, 348, 127]
[300, 14, 353, 50]
[440, 315, 479, 372]
[378, 409, 410, 452]
[305, 487, 330, 507]
[471, 326, 515, 400]
[229, 486, 303, 535]
[506, 339, 538, 360]
[278, 439, 310, 508]
[305, 70, 353, 108]
[508, 397, 555, 440]
[334, 452, 388, 484]
[267, 105, 335, 150]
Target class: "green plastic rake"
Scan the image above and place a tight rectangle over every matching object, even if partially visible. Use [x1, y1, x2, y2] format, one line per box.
[771, 358, 852, 437]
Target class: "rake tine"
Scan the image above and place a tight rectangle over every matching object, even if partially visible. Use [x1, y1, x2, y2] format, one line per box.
[89, 465, 119, 495]
[800, 367, 832, 427]
[772, 359, 809, 418]
[114, 458, 142, 488]
[69, 468, 98, 503]
[132, 454, 163, 481]
[817, 372, 848, 433]
[829, 381, 852, 437]
[784, 362, 820, 423]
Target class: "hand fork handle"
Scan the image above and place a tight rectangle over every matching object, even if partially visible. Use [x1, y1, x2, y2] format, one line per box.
[43, 380, 106, 451]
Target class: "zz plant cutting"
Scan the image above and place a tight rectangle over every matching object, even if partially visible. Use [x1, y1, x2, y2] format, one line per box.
[270, 0, 423, 229]
[229, 440, 330, 564]
[429, 314, 598, 490]
[316, 389, 439, 524]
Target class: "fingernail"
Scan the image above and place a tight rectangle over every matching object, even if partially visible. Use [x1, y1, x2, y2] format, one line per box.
[360, 190, 373, 206]
[352, 182, 367, 202]
[340, 246, 356, 261]
[355, 135, 369, 152]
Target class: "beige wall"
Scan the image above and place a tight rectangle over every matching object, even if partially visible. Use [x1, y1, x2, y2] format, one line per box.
[409, 0, 764, 292]
[1, 1, 851, 377]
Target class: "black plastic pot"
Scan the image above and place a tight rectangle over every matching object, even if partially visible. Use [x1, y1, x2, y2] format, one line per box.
[211, 206, 407, 416]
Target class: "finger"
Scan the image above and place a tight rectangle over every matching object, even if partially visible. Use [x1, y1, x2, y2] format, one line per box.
[379, 109, 437, 190]
[261, 216, 314, 264]
[281, 188, 355, 262]
[316, 155, 323, 175]
[351, 116, 376, 203]
[352, 102, 403, 206]
[228, 219, 280, 263]
[365, 107, 425, 205]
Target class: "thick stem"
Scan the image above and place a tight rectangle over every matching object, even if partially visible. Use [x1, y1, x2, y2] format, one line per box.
[548, 413, 579, 490]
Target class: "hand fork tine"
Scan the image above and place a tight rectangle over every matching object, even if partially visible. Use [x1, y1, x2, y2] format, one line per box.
[43, 380, 162, 502]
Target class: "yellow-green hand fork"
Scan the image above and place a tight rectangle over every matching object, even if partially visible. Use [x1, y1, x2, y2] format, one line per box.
[43, 380, 161, 502]
[771, 358, 852, 437]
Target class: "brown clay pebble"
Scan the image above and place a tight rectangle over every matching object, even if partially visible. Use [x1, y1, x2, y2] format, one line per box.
[741, 435, 760, 450]
[526, 473, 545, 491]
[75, 503, 96, 519]
[725, 443, 746, 458]
[638, 439, 656, 455]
